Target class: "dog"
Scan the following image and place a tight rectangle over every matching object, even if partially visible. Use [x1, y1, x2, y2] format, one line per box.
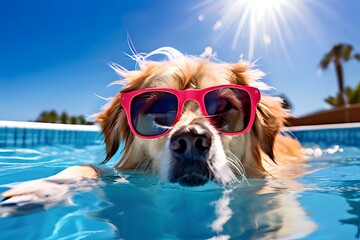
[0, 47, 305, 212]
[96, 47, 303, 186]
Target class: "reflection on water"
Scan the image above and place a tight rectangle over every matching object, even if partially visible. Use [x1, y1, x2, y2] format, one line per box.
[339, 181, 360, 238]
[301, 145, 360, 239]
[84, 175, 316, 239]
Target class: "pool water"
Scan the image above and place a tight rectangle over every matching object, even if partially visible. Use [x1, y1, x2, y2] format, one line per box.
[1, 141, 360, 239]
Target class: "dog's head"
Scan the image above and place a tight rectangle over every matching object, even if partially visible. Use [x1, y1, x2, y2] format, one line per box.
[96, 48, 289, 186]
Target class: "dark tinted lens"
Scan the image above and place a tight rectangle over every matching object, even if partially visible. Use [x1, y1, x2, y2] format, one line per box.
[204, 88, 251, 133]
[131, 92, 178, 136]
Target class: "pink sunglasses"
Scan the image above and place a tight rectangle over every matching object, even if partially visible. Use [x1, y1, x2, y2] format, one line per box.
[120, 84, 261, 139]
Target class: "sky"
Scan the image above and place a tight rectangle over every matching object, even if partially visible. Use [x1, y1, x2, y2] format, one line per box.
[1, 0, 360, 121]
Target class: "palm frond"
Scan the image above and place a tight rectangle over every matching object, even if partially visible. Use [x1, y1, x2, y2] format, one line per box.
[325, 96, 340, 107]
[349, 83, 360, 104]
[320, 52, 333, 69]
[354, 53, 360, 61]
[342, 44, 353, 61]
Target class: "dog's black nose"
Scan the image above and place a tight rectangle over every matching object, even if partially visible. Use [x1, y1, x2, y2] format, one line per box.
[170, 126, 211, 162]
[169, 125, 213, 186]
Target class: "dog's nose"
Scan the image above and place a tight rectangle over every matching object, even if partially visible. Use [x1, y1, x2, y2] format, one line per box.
[170, 126, 211, 161]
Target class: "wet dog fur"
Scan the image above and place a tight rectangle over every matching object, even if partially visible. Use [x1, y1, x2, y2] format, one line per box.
[96, 48, 303, 186]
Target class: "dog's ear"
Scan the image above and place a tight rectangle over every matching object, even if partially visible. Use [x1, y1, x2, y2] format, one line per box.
[96, 93, 133, 163]
[252, 95, 288, 162]
[96, 63, 154, 165]
[230, 62, 288, 162]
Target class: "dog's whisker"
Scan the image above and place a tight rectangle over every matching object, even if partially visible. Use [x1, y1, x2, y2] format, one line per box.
[225, 150, 246, 174]
[223, 150, 249, 185]
[227, 158, 246, 180]
[131, 156, 150, 175]
[225, 158, 243, 177]
[225, 158, 248, 186]
[225, 149, 245, 173]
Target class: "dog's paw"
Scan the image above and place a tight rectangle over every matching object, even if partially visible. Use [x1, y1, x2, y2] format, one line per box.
[0, 179, 74, 217]
[0, 165, 102, 217]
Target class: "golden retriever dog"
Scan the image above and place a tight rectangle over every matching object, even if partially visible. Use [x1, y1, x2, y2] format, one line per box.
[1, 47, 305, 189]
[1, 47, 306, 209]
[94, 47, 303, 186]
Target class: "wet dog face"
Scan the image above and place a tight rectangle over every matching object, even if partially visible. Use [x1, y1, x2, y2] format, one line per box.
[97, 49, 289, 186]
[158, 106, 237, 186]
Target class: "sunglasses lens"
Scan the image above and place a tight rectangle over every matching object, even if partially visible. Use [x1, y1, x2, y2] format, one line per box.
[131, 92, 178, 136]
[204, 88, 252, 133]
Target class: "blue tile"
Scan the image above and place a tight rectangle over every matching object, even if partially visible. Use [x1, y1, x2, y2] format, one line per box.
[0, 127, 103, 147]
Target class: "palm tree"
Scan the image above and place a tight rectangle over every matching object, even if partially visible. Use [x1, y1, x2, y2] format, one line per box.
[320, 43, 360, 106]
[325, 83, 360, 107]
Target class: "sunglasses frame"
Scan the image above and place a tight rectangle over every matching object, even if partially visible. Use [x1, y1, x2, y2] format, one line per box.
[120, 84, 261, 139]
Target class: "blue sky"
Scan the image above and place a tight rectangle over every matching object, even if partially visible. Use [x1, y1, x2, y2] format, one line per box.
[1, 0, 360, 121]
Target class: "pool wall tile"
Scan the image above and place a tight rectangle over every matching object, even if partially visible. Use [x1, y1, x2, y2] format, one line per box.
[287, 124, 360, 146]
[1, 121, 360, 148]
[0, 122, 103, 147]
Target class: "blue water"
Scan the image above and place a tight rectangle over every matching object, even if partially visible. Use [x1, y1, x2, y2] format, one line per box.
[0, 142, 360, 239]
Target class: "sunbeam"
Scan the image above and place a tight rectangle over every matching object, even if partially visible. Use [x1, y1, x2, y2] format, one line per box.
[194, 0, 326, 60]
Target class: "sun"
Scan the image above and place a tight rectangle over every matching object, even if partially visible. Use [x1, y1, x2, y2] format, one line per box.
[234, 0, 290, 59]
[194, 0, 320, 60]
[247, 0, 287, 21]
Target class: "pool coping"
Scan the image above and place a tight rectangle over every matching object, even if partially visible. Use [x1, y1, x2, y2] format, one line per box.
[286, 122, 360, 131]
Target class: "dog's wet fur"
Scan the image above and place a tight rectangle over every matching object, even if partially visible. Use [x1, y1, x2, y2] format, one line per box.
[97, 48, 303, 186]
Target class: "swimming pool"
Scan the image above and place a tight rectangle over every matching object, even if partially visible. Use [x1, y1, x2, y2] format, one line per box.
[0, 121, 360, 239]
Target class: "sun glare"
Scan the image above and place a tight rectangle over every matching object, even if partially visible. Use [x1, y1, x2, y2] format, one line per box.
[237, 0, 290, 59]
[247, 0, 287, 22]
[194, 0, 322, 60]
